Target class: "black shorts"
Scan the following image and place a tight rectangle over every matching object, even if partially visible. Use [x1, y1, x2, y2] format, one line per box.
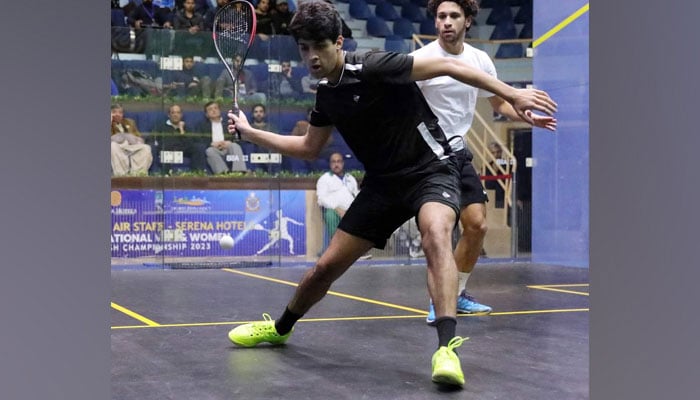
[338, 159, 461, 249]
[456, 148, 489, 207]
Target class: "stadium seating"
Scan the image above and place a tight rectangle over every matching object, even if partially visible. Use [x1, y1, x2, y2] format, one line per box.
[366, 17, 393, 38]
[342, 37, 359, 51]
[419, 19, 437, 36]
[400, 3, 427, 23]
[348, 0, 373, 20]
[495, 43, 523, 59]
[392, 18, 417, 39]
[486, 3, 514, 26]
[490, 20, 518, 40]
[374, 0, 401, 21]
[514, 0, 533, 24]
[384, 35, 410, 53]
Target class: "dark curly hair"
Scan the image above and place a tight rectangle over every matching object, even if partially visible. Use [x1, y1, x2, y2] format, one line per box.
[426, 0, 479, 18]
[288, 0, 343, 43]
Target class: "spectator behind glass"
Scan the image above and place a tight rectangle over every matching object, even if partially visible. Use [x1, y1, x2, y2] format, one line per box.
[127, 0, 174, 57]
[255, 0, 275, 38]
[164, 55, 208, 98]
[148, 104, 208, 173]
[246, 103, 277, 154]
[315, 152, 360, 253]
[172, 0, 206, 56]
[196, 101, 248, 174]
[110, 104, 153, 176]
[268, 60, 303, 99]
[203, 0, 231, 31]
[214, 55, 266, 104]
[175, 0, 210, 14]
[271, 0, 294, 35]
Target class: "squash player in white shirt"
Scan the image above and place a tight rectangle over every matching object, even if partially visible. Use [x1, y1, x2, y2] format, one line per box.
[411, 0, 557, 325]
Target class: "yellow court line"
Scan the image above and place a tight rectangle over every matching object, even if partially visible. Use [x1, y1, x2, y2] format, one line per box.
[535, 284, 589, 288]
[532, 3, 589, 48]
[221, 268, 427, 314]
[111, 308, 589, 330]
[490, 308, 588, 316]
[111, 302, 161, 327]
[528, 285, 589, 297]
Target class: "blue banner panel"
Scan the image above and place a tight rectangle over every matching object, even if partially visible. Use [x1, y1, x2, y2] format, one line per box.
[111, 190, 306, 258]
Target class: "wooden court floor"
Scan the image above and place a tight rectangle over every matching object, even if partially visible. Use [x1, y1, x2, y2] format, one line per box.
[112, 263, 589, 399]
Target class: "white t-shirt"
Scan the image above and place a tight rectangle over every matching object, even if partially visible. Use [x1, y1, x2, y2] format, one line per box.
[211, 120, 225, 142]
[316, 172, 359, 211]
[411, 40, 497, 150]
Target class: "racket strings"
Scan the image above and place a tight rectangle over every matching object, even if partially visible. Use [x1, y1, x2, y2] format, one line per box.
[214, 7, 254, 63]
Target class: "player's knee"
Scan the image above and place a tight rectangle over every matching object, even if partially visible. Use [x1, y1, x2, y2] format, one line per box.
[420, 223, 452, 248]
[461, 214, 488, 238]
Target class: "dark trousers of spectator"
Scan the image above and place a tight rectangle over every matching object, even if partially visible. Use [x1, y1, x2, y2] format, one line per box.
[148, 136, 208, 173]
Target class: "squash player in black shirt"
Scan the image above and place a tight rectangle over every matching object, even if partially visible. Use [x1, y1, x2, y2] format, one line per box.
[226, 0, 557, 388]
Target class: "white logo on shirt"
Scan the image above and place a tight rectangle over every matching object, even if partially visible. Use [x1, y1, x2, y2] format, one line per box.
[353, 95, 360, 102]
[442, 192, 451, 198]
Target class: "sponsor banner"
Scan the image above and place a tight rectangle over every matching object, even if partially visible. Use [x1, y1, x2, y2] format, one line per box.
[111, 189, 306, 257]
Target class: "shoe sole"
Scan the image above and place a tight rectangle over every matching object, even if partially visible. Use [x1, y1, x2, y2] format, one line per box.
[432, 372, 465, 387]
[456, 309, 492, 315]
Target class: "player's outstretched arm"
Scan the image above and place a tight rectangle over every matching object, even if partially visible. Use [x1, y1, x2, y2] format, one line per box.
[411, 56, 558, 124]
[227, 110, 332, 160]
[489, 96, 558, 132]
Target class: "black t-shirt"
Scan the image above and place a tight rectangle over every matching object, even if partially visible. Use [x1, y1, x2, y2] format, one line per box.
[310, 51, 453, 183]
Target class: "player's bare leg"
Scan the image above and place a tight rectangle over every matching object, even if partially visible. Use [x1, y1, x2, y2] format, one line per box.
[452, 202, 492, 315]
[418, 201, 467, 387]
[228, 230, 373, 347]
[454, 203, 487, 275]
[287, 230, 373, 314]
[427, 202, 491, 325]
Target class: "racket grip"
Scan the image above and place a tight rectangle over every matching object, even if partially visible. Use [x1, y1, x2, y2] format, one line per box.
[231, 105, 241, 142]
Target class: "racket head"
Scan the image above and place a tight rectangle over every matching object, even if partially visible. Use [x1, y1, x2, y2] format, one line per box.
[212, 0, 256, 139]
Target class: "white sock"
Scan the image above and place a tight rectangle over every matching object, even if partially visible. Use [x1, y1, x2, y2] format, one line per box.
[457, 272, 470, 296]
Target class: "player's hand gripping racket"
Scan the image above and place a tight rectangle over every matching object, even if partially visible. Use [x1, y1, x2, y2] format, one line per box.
[212, 0, 256, 141]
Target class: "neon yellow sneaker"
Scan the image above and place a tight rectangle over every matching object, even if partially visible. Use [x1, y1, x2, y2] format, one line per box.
[228, 313, 293, 347]
[431, 336, 469, 387]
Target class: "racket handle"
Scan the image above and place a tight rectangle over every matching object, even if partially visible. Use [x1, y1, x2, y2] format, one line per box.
[230, 105, 241, 142]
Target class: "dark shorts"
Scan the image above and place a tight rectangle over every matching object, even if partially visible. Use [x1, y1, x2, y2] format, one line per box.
[338, 159, 461, 249]
[456, 148, 489, 208]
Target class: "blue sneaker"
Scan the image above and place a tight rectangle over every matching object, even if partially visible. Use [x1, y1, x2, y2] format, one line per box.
[426, 301, 437, 326]
[456, 291, 492, 315]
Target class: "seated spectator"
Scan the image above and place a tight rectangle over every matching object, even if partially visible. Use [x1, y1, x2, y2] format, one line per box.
[127, 0, 174, 57]
[271, 0, 294, 35]
[110, 104, 153, 176]
[196, 101, 248, 174]
[172, 0, 207, 56]
[315, 152, 359, 252]
[148, 104, 208, 173]
[268, 60, 303, 99]
[175, 0, 210, 14]
[214, 55, 266, 104]
[163, 55, 207, 98]
[245, 0, 274, 59]
[203, 0, 231, 31]
[255, 0, 275, 39]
